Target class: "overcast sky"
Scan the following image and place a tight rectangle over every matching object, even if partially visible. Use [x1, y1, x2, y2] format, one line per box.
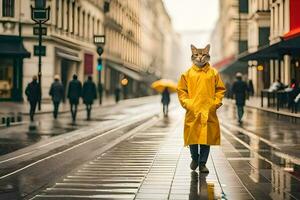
[163, 0, 219, 32]
[163, 0, 219, 70]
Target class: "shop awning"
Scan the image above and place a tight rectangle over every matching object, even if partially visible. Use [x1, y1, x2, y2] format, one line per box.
[213, 55, 235, 70]
[0, 35, 30, 58]
[219, 59, 248, 74]
[57, 51, 81, 62]
[239, 35, 300, 61]
[284, 27, 300, 40]
[106, 61, 144, 81]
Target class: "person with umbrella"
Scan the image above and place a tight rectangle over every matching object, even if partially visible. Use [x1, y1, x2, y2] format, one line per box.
[151, 79, 177, 117]
[161, 88, 170, 117]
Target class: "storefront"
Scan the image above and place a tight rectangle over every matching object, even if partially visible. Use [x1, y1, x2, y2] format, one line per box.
[239, 35, 300, 94]
[54, 48, 81, 100]
[105, 61, 147, 98]
[0, 36, 30, 101]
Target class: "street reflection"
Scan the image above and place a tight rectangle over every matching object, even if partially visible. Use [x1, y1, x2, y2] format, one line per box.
[220, 104, 300, 199]
[189, 171, 221, 200]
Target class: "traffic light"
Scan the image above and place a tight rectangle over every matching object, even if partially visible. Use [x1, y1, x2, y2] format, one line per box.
[97, 46, 104, 56]
[97, 58, 103, 71]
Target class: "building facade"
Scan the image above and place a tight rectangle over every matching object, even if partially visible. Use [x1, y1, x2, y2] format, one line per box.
[210, 0, 249, 83]
[247, 0, 271, 94]
[0, 0, 105, 101]
[245, 0, 300, 94]
[0, 0, 179, 101]
[212, 0, 300, 95]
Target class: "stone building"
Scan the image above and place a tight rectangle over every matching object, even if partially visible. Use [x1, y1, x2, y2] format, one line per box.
[211, 0, 300, 95]
[0, 0, 179, 101]
[210, 0, 249, 83]
[0, 0, 105, 101]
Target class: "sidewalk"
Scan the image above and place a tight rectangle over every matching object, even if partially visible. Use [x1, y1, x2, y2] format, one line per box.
[31, 107, 253, 200]
[224, 96, 300, 118]
[0, 96, 115, 116]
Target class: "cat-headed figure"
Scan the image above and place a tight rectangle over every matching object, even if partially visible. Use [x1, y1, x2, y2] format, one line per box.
[191, 44, 210, 67]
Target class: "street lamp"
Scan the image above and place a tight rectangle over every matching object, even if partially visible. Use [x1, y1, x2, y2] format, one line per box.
[93, 0, 110, 104]
[31, 0, 50, 110]
[94, 36, 105, 104]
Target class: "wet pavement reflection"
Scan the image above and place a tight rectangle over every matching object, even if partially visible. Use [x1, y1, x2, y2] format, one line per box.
[1, 101, 300, 199]
[219, 103, 300, 200]
[0, 99, 159, 156]
[189, 172, 221, 200]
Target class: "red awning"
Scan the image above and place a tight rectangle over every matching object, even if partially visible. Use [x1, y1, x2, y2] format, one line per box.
[284, 27, 300, 40]
[212, 55, 235, 70]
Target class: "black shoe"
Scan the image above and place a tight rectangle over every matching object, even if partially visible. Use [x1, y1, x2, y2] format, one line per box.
[199, 165, 209, 173]
[190, 160, 198, 171]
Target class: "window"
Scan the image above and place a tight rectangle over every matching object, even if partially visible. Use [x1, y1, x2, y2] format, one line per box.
[82, 12, 85, 38]
[239, 0, 249, 13]
[55, 0, 59, 27]
[66, 0, 69, 31]
[62, 0, 65, 29]
[87, 14, 90, 39]
[2, 0, 14, 17]
[238, 40, 248, 53]
[259, 27, 270, 47]
[72, 2, 75, 33]
[77, 7, 80, 35]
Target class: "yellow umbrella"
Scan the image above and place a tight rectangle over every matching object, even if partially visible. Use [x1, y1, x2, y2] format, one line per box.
[151, 79, 177, 93]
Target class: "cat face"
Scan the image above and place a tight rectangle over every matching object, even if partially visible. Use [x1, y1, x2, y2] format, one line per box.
[191, 44, 210, 67]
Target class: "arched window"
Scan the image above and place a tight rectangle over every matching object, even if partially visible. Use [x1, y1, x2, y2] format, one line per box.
[2, 0, 14, 17]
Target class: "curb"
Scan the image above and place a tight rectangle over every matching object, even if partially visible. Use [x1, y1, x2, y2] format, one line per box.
[224, 99, 300, 119]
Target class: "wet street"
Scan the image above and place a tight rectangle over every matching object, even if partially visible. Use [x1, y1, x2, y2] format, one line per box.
[218, 104, 300, 200]
[0, 97, 159, 156]
[0, 97, 299, 200]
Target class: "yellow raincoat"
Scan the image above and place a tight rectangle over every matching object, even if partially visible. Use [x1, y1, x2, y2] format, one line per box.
[177, 64, 226, 146]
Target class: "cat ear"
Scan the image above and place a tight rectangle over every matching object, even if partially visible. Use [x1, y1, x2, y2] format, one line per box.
[191, 44, 197, 54]
[204, 44, 210, 54]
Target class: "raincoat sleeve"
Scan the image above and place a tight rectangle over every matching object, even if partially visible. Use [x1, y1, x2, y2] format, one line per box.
[214, 72, 226, 106]
[177, 74, 192, 110]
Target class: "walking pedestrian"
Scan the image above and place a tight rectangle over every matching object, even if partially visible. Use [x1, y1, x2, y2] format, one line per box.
[25, 75, 41, 121]
[232, 72, 248, 124]
[161, 88, 170, 117]
[177, 44, 226, 173]
[82, 76, 97, 120]
[67, 74, 82, 123]
[248, 79, 254, 96]
[49, 75, 64, 119]
[115, 86, 121, 103]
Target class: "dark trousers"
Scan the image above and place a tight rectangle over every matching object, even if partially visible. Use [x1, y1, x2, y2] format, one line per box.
[70, 103, 78, 122]
[53, 101, 60, 119]
[85, 104, 92, 120]
[29, 101, 38, 121]
[237, 105, 244, 121]
[189, 144, 210, 166]
[163, 104, 169, 116]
